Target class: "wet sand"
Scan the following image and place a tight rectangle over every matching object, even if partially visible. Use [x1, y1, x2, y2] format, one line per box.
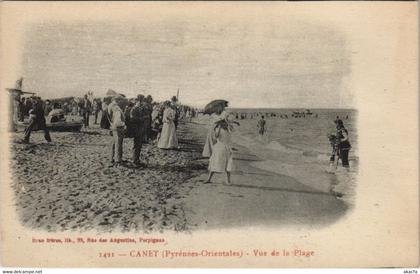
[180, 123, 349, 230]
[10, 117, 349, 232]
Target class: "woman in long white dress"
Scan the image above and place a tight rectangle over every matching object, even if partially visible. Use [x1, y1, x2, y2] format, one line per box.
[202, 110, 227, 157]
[205, 114, 235, 185]
[157, 101, 178, 149]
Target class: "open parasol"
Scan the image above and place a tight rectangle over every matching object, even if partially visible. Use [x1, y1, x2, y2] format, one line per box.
[203, 99, 229, 115]
[105, 89, 126, 99]
[106, 89, 118, 97]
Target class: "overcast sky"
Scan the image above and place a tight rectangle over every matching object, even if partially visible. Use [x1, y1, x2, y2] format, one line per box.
[21, 17, 353, 108]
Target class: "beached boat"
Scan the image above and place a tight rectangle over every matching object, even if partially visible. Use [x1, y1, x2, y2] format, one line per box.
[16, 119, 83, 132]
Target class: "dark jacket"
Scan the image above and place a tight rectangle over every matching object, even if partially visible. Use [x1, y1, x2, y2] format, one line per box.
[337, 127, 351, 150]
[28, 103, 47, 129]
[30, 104, 46, 121]
[129, 103, 147, 135]
[81, 98, 92, 113]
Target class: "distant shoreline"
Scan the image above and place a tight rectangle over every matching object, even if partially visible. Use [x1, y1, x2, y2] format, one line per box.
[227, 107, 357, 111]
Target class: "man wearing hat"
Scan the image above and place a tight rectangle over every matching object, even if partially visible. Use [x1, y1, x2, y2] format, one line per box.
[22, 97, 52, 144]
[108, 96, 125, 166]
[130, 95, 147, 166]
[81, 94, 92, 128]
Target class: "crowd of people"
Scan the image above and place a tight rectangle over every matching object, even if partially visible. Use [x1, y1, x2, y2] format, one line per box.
[14, 92, 351, 181]
[15, 92, 199, 167]
[104, 94, 191, 166]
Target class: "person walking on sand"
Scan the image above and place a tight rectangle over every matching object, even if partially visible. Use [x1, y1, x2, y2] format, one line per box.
[205, 114, 236, 185]
[108, 96, 125, 166]
[22, 97, 52, 144]
[130, 96, 147, 166]
[157, 101, 178, 149]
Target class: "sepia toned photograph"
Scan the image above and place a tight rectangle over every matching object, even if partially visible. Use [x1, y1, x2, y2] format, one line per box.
[0, 2, 417, 268]
[7, 18, 357, 232]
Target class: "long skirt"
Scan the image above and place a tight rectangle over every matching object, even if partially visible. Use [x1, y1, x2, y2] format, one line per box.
[208, 141, 233, 172]
[202, 128, 216, 157]
[157, 121, 178, 149]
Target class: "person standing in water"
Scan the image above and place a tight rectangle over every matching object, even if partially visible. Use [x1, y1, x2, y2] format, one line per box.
[336, 119, 351, 168]
[330, 119, 351, 170]
[257, 115, 266, 136]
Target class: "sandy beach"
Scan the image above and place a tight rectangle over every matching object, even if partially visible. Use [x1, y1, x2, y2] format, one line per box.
[10, 117, 349, 232]
[180, 121, 349, 230]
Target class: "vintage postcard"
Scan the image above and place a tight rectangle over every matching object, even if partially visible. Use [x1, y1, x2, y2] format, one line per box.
[0, 1, 418, 268]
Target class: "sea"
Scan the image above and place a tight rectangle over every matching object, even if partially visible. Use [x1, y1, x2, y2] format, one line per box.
[201, 108, 358, 203]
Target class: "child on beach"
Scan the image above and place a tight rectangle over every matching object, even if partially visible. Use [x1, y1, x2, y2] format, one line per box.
[205, 114, 236, 185]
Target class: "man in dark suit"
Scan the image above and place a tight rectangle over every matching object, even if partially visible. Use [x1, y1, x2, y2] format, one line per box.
[81, 94, 92, 128]
[23, 97, 51, 144]
[130, 96, 147, 166]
